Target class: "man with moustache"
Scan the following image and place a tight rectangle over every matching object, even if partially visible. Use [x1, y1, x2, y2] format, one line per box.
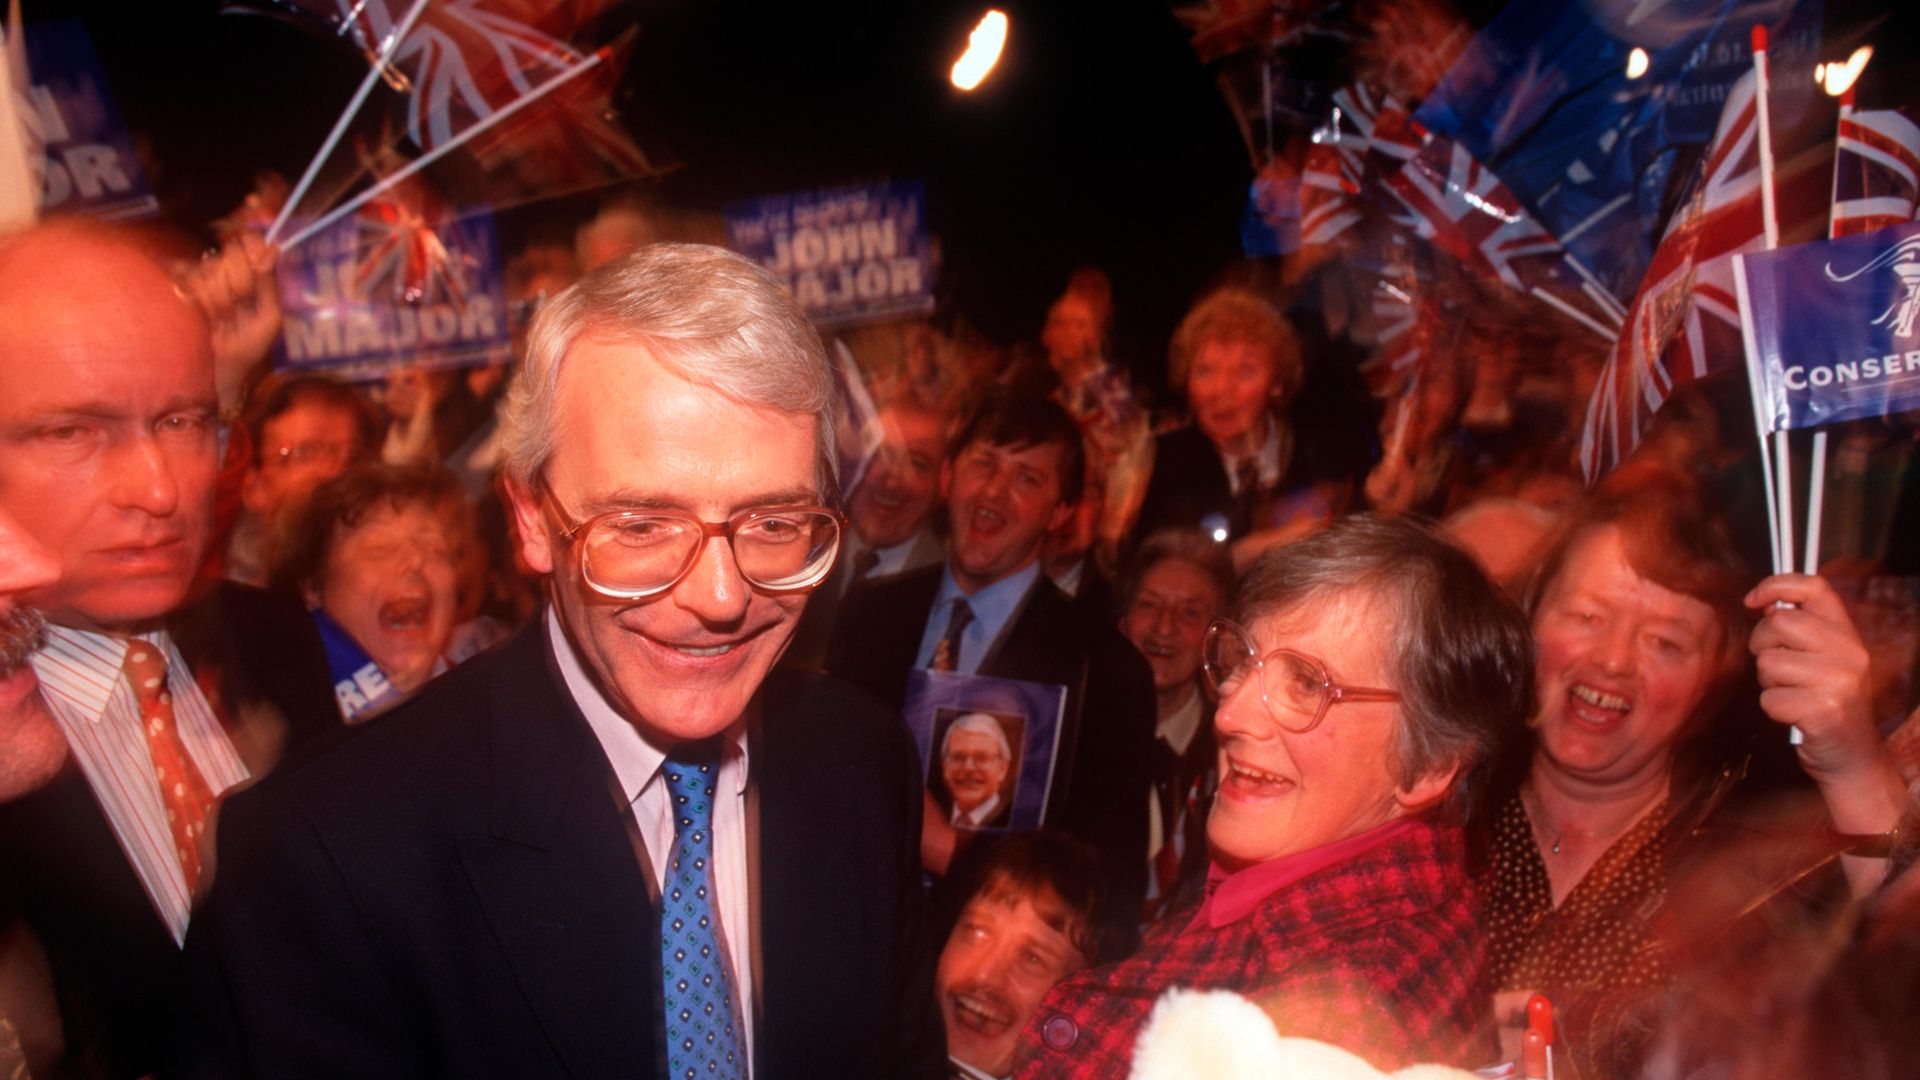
[828, 392, 1155, 899]
[187, 244, 940, 1078]
[0, 512, 62, 803]
[935, 832, 1135, 1080]
[0, 510, 62, 1080]
[0, 221, 338, 1079]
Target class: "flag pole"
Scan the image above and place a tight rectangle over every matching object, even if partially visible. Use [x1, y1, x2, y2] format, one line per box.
[1804, 87, 1855, 576]
[1752, 24, 1807, 743]
[265, 0, 434, 247]
[280, 47, 607, 252]
[1752, 25, 1798, 575]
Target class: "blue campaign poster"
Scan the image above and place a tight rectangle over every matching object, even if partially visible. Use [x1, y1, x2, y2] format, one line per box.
[273, 205, 511, 380]
[725, 181, 936, 329]
[904, 669, 1068, 833]
[1736, 221, 1920, 433]
[20, 20, 159, 220]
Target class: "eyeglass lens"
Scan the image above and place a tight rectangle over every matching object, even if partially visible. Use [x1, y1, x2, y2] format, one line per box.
[1203, 623, 1328, 727]
[580, 510, 839, 593]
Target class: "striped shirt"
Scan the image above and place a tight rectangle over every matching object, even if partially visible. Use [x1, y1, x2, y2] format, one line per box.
[31, 625, 250, 945]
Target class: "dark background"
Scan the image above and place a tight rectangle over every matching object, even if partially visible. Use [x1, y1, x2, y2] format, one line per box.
[29, 0, 1253, 388]
[25, 0, 1917, 388]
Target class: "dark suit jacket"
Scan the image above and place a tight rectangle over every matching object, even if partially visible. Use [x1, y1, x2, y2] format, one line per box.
[0, 582, 337, 1080]
[825, 566, 1155, 903]
[183, 619, 941, 1079]
[1132, 401, 1375, 546]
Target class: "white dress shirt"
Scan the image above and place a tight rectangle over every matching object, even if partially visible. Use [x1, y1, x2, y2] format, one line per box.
[31, 625, 250, 945]
[548, 611, 756, 1072]
[950, 791, 1004, 829]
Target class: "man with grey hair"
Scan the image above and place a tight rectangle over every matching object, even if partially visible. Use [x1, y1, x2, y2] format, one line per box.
[189, 244, 941, 1078]
[942, 713, 1015, 829]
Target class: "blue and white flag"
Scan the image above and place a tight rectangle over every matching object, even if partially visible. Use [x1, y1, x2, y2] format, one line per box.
[1736, 222, 1920, 433]
[19, 20, 157, 221]
[726, 181, 936, 329]
[274, 204, 510, 379]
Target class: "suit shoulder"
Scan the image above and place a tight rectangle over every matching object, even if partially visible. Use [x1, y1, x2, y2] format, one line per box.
[763, 669, 910, 746]
[233, 634, 529, 820]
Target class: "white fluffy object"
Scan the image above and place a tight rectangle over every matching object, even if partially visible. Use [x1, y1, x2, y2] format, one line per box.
[1128, 988, 1482, 1080]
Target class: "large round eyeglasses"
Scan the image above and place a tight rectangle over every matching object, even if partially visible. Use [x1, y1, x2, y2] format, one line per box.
[541, 485, 844, 600]
[1200, 619, 1401, 733]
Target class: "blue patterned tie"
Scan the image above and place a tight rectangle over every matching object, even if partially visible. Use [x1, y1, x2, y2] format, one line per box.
[661, 741, 748, 1080]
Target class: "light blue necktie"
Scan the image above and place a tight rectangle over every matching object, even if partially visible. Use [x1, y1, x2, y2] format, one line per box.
[661, 741, 748, 1080]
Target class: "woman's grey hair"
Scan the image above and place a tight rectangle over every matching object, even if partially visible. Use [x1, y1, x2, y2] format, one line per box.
[1236, 514, 1535, 821]
[1120, 529, 1239, 616]
[498, 243, 840, 495]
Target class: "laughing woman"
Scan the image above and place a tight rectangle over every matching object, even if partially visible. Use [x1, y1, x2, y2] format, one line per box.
[1479, 484, 1909, 1077]
[274, 464, 478, 722]
[1014, 515, 1535, 1076]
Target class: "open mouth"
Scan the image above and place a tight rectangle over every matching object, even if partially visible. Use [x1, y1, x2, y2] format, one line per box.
[1567, 682, 1631, 723]
[949, 990, 1012, 1035]
[378, 596, 432, 634]
[1221, 755, 1295, 798]
[967, 506, 1008, 535]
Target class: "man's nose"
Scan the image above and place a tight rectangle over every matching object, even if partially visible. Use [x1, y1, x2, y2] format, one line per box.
[672, 534, 752, 625]
[109, 436, 181, 517]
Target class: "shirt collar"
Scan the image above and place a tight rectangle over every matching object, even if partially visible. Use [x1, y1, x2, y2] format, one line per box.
[1220, 414, 1281, 493]
[546, 608, 748, 802]
[1157, 685, 1206, 757]
[1197, 815, 1422, 929]
[862, 531, 926, 579]
[32, 625, 171, 723]
[933, 560, 1042, 653]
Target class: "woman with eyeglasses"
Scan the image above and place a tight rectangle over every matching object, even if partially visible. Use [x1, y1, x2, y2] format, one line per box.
[1013, 514, 1535, 1077]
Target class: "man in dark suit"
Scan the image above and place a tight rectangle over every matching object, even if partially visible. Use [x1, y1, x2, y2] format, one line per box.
[827, 394, 1155, 903]
[187, 244, 940, 1079]
[0, 221, 338, 1080]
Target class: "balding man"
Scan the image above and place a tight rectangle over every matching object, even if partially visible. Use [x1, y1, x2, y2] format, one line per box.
[0, 221, 336, 1078]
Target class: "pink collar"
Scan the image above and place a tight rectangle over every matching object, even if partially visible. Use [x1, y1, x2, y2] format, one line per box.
[1197, 816, 1423, 929]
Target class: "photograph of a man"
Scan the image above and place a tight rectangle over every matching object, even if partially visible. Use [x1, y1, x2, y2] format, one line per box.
[938, 710, 1022, 830]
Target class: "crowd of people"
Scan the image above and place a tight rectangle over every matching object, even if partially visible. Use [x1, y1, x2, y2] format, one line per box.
[0, 204, 1916, 1080]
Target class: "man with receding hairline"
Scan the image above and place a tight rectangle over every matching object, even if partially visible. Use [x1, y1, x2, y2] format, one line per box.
[0, 220, 336, 1079]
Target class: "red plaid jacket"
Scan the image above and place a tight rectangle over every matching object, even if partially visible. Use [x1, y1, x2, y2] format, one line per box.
[1013, 816, 1487, 1076]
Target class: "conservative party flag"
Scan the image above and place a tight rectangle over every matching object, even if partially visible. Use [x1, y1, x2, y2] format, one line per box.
[1738, 222, 1920, 433]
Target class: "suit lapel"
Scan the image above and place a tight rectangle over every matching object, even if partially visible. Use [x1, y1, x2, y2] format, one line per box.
[454, 628, 661, 1079]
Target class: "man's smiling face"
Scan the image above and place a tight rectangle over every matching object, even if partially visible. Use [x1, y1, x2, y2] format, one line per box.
[507, 336, 819, 745]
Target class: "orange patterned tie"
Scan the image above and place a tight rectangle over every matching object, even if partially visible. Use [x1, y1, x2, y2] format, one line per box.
[124, 642, 215, 894]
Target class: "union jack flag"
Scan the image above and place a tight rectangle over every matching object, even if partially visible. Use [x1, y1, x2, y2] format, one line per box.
[1299, 84, 1392, 248]
[1577, 70, 1828, 482]
[1378, 127, 1624, 343]
[1830, 107, 1920, 238]
[260, 0, 660, 202]
[315, 0, 613, 151]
